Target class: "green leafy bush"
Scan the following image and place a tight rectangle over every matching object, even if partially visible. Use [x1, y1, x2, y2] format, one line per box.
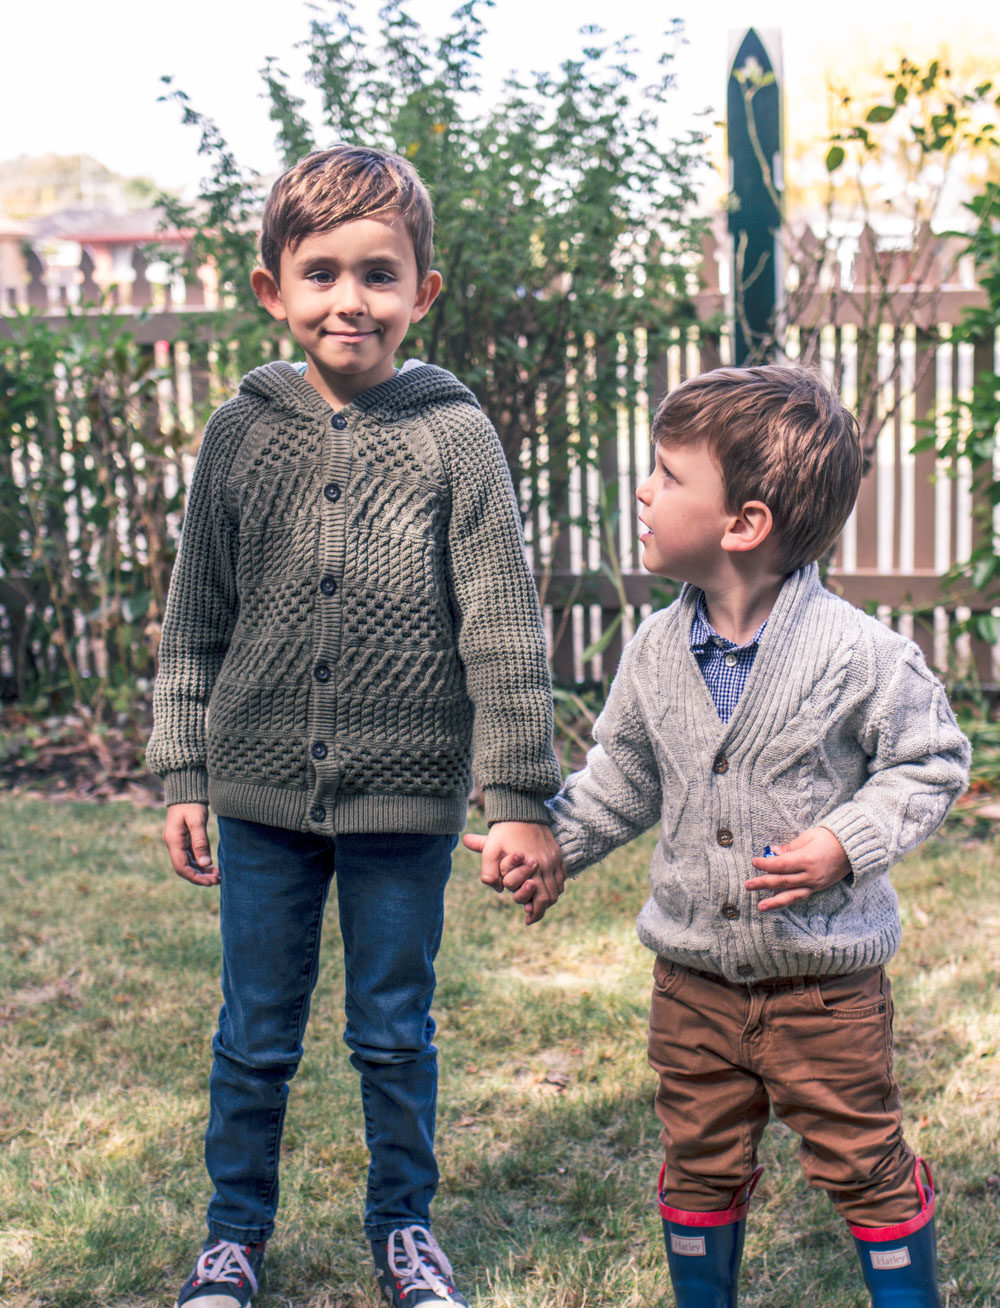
[0, 309, 184, 720]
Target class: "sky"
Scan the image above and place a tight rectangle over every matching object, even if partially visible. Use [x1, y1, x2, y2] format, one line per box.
[4, 0, 998, 197]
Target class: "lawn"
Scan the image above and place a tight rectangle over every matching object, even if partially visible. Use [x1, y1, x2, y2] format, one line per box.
[0, 796, 998, 1308]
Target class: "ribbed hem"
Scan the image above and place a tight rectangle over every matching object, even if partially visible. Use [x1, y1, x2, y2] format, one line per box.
[636, 918, 900, 982]
[657, 1163, 763, 1225]
[850, 1160, 936, 1240]
[209, 779, 467, 835]
[161, 768, 209, 806]
[483, 786, 554, 826]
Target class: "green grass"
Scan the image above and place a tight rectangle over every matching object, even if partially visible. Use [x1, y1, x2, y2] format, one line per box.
[0, 797, 998, 1307]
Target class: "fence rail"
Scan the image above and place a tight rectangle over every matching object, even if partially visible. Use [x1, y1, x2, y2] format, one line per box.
[1, 229, 998, 705]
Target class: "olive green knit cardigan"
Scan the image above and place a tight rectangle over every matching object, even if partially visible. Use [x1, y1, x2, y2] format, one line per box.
[147, 361, 561, 835]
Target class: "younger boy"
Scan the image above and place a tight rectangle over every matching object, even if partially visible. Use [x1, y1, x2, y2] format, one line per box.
[147, 146, 564, 1308]
[468, 366, 970, 1307]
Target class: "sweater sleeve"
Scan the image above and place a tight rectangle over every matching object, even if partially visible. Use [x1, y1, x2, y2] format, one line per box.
[818, 643, 970, 877]
[547, 632, 663, 874]
[443, 411, 562, 824]
[145, 410, 241, 805]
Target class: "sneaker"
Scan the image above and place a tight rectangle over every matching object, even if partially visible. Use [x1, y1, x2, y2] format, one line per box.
[372, 1225, 469, 1306]
[175, 1237, 265, 1307]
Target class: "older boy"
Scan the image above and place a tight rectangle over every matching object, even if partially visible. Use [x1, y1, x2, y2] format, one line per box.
[468, 366, 969, 1307]
[147, 146, 564, 1308]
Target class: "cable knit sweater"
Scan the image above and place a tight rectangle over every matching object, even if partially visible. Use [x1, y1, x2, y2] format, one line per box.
[548, 565, 970, 981]
[147, 360, 562, 835]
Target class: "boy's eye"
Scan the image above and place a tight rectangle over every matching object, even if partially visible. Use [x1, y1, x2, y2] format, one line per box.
[307, 270, 335, 285]
[366, 269, 394, 285]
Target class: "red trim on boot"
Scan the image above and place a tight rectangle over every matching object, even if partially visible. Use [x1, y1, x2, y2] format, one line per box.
[657, 1163, 764, 1226]
[849, 1158, 936, 1242]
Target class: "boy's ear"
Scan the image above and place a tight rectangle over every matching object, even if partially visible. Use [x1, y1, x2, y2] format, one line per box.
[721, 500, 774, 554]
[250, 267, 288, 322]
[409, 269, 443, 324]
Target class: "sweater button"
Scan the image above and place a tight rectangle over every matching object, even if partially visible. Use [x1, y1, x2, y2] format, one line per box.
[311, 741, 328, 759]
[717, 827, 733, 847]
[737, 964, 754, 977]
[310, 804, 326, 823]
[314, 663, 331, 682]
[323, 481, 341, 502]
[331, 414, 347, 430]
[319, 575, 337, 595]
[721, 903, 740, 920]
[712, 754, 729, 774]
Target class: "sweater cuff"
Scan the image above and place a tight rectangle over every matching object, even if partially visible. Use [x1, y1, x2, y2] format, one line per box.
[819, 803, 888, 879]
[482, 786, 554, 826]
[161, 768, 210, 807]
[548, 834, 592, 878]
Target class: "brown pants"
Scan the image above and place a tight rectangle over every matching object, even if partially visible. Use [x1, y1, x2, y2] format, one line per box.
[647, 959, 923, 1227]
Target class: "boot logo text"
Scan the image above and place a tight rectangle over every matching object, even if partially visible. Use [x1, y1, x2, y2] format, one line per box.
[870, 1247, 912, 1271]
[670, 1234, 707, 1257]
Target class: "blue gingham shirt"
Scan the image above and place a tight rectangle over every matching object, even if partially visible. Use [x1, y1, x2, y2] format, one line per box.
[689, 592, 768, 722]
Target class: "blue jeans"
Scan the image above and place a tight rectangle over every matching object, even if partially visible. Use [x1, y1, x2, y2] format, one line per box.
[204, 817, 457, 1244]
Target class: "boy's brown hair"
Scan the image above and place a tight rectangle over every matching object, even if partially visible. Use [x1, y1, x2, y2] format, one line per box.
[651, 365, 863, 574]
[259, 145, 435, 282]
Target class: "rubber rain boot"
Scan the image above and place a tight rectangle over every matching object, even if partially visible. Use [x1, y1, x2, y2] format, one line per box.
[850, 1159, 941, 1307]
[658, 1164, 762, 1308]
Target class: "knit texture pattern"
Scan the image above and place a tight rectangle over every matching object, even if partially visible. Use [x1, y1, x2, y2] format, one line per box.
[548, 565, 971, 981]
[147, 361, 561, 834]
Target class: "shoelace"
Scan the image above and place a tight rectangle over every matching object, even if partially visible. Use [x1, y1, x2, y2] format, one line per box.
[194, 1240, 260, 1295]
[385, 1226, 459, 1302]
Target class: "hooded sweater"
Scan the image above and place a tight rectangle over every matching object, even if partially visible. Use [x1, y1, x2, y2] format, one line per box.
[547, 565, 970, 981]
[147, 361, 562, 835]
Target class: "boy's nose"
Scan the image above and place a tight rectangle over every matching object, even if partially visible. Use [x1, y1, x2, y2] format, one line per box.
[332, 278, 366, 315]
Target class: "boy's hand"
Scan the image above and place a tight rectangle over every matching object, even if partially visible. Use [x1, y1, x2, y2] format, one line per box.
[745, 827, 850, 911]
[462, 822, 566, 924]
[163, 803, 220, 886]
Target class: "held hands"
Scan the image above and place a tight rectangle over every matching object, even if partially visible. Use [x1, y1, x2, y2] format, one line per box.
[746, 826, 850, 911]
[163, 803, 220, 886]
[462, 821, 566, 924]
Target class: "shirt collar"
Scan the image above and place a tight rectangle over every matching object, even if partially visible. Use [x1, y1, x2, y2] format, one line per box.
[689, 590, 768, 652]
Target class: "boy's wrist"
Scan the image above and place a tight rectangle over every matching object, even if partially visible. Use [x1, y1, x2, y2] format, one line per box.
[815, 806, 883, 881]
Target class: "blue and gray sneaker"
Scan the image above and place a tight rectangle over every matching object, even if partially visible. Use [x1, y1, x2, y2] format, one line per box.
[175, 1236, 265, 1307]
[372, 1225, 469, 1306]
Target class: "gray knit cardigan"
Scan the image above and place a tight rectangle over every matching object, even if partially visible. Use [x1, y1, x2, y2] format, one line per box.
[147, 361, 562, 834]
[548, 565, 971, 981]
